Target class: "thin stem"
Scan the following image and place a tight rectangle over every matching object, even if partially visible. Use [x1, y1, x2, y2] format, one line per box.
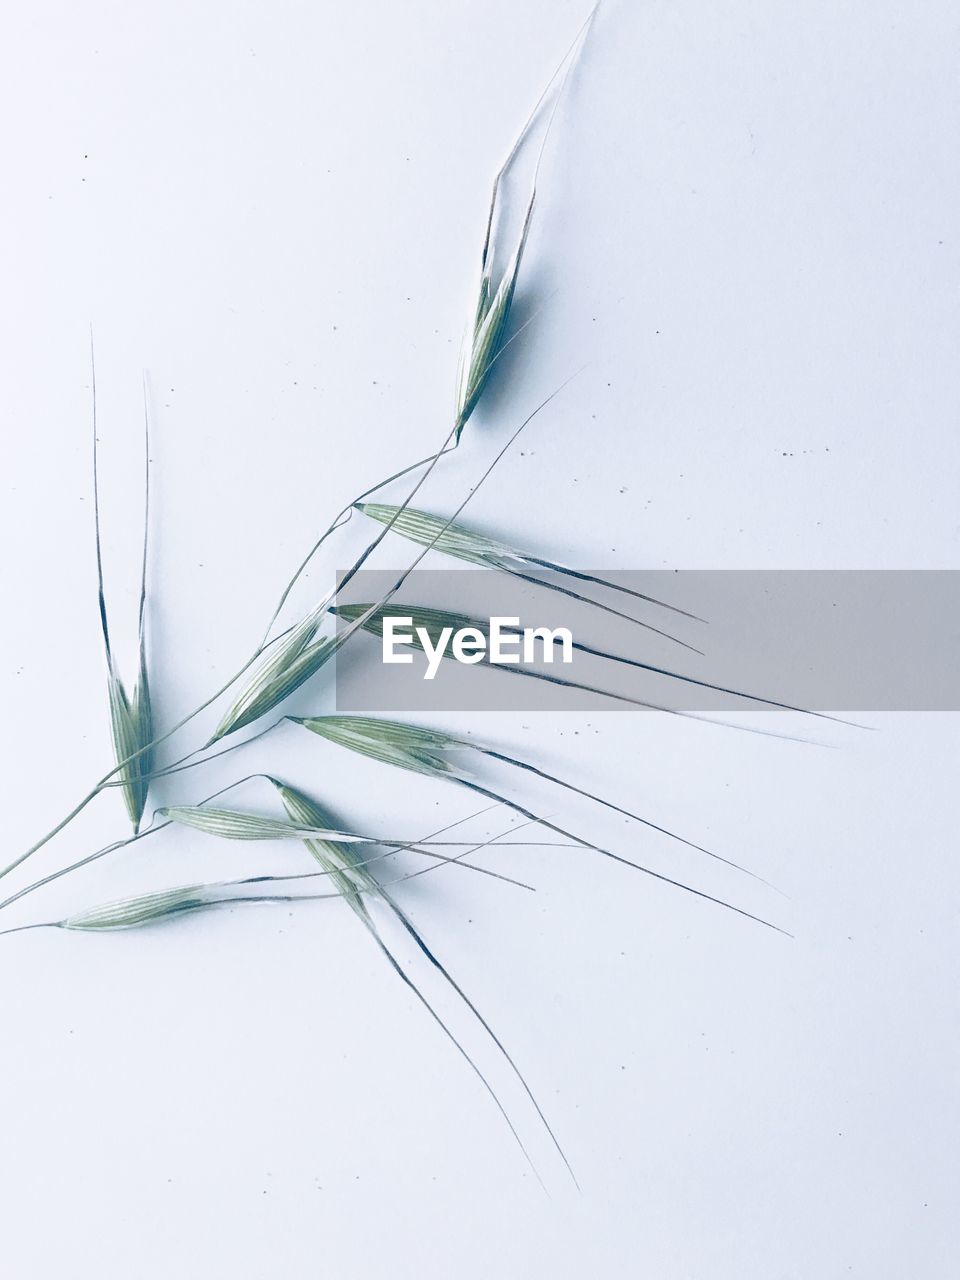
[567, 635, 857, 726]
[261, 445, 458, 646]
[326, 375, 583, 666]
[138, 371, 150, 643]
[381, 887, 577, 1187]
[352, 900, 545, 1187]
[0, 770, 559, 916]
[480, 747, 776, 889]
[0, 635, 295, 884]
[211, 811, 538, 896]
[0, 823, 167, 914]
[100, 721, 283, 789]
[505, 565, 703, 653]
[0, 844, 522, 939]
[524, 554, 705, 621]
[90, 329, 112, 669]
[478, 2, 599, 272]
[457, 777, 790, 937]
[0, 774, 282, 913]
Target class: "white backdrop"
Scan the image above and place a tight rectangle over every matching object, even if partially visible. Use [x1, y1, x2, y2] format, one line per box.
[2, 2, 958, 1276]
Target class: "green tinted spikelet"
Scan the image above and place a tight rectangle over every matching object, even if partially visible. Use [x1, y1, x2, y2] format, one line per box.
[92, 352, 155, 832]
[354, 503, 701, 629]
[293, 714, 466, 780]
[212, 609, 336, 741]
[454, 199, 533, 442]
[158, 802, 368, 844]
[272, 781, 378, 909]
[106, 651, 154, 831]
[63, 884, 227, 931]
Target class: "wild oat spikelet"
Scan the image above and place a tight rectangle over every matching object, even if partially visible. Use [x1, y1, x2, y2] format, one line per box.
[92, 356, 155, 832]
[454, 197, 534, 441]
[211, 606, 336, 741]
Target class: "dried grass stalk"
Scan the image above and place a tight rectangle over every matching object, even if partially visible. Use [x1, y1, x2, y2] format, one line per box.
[92, 352, 154, 831]
[453, 4, 599, 440]
[211, 607, 335, 742]
[273, 780, 575, 1185]
[294, 714, 786, 933]
[355, 500, 701, 633]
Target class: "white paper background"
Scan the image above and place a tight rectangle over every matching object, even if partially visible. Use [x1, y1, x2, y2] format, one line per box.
[2, 2, 958, 1276]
